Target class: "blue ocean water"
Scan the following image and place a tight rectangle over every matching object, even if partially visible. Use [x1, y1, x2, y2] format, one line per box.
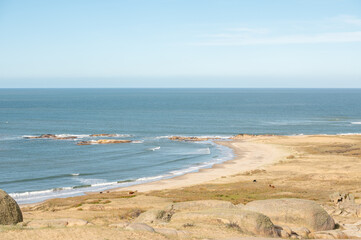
[1, 88, 361, 204]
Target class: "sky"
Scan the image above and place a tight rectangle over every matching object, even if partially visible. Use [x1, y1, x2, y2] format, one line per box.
[0, 0, 360, 88]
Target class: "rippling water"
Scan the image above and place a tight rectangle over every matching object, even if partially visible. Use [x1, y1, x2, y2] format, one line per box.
[1, 88, 360, 204]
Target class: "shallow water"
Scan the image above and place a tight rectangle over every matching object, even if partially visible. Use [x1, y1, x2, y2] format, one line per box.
[0, 88, 360, 204]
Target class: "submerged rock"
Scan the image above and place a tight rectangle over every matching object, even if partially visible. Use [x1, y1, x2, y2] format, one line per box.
[89, 134, 117, 137]
[0, 189, 23, 225]
[169, 136, 220, 142]
[77, 139, 132, 145]
[243, 198, 335, 232]
[24, 134, 77, 140]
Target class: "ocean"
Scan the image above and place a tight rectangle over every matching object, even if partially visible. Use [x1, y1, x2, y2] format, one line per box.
[1, 88, 360, 204]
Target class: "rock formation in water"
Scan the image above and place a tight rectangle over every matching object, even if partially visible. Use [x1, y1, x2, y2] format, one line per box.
[77, 139, 132, 145]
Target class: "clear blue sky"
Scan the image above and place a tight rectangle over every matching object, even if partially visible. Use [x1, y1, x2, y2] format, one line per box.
[0, 0, 360, 88]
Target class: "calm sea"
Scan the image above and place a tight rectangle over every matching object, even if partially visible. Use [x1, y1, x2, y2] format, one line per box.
[1, 88, 360, 204]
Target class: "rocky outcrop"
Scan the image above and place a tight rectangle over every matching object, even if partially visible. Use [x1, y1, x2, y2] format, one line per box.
[170, 208, 279, 237]
[24, 134, 77, 140]
[169, 136, 220, 142]
[0, 189, 23, 225]
[26, 218, 89, 228]
[243, 198, 335, 232]
[327, 192, 361, 218]
[135, 200, 236, 224]
[125, 223, 155, 232]
[134, 209, 167, 224]
[309, 230, 348, 239]
[77, 139, 132, 145]
[89, 134, 117, 137]
[165, 200, 236, 212]
[330, 192, 355, 204]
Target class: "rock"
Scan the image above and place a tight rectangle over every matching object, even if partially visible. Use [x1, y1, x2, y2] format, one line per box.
[279, 229, 290, 238]
[281, 225, 293, 235]
[309, 230, 348, 239]
[236, 203, 244, 208]
[342, 221, 361, 238]
[243, 198, 335, 231]
[134, 209, 167, 223]
[0, 189, 23, 225]
[24, 134, 77, 140]
[169, 136, 220, 142]
[329, 192, 355, 204]
[125, 223, 155, 232]
[292, 227, 310, 238]
[155, 228, 189, 238]
[171, 208, 278, 237]
[165, 200, 236, 212]
[109, 222, 130, 228]
[77, 139, 132, 145]
[90, 134, 117, 137]
[26, 218, 88, 228]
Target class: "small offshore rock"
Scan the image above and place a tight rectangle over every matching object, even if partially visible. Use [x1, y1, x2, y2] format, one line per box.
[77, 139, 132, 145]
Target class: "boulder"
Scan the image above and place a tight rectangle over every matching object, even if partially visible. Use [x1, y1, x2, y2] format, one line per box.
[171, 208, 279, 237]
[309, 230, 348, 239]
[134, 209, 167, 224]
[0, 189, 23, 225]
[125, 223, 155, 232]
[342, 220, 361, 238]
[243, 198, 335, 231]
[165, 200, 236, 212]
[291, 227, 311, 238]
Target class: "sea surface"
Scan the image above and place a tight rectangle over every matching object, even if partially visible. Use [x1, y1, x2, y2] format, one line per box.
[1, 88, 361, 204]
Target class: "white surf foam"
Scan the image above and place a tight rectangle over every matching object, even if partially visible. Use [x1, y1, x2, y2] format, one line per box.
[351, 122, 361, 125]
[10, 139, 234, 205]
[148, 146, 160, 151]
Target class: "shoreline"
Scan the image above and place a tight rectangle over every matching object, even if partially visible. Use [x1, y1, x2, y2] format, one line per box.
[111, 139, 288, 193]
[18, 138, 287, 206]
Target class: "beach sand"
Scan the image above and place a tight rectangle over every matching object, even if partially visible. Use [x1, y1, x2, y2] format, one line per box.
[113, 140, 288, 193]
[2, 134, 361, 239]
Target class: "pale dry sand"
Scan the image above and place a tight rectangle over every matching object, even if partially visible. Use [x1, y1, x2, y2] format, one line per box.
[113, 140, 288, 193]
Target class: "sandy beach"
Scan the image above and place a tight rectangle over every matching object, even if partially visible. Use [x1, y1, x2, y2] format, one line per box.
[114, 139, 288, 193]
[2, 134, 361, 239]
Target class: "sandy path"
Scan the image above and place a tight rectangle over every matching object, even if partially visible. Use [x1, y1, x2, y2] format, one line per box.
[113, 140, 287, 193]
